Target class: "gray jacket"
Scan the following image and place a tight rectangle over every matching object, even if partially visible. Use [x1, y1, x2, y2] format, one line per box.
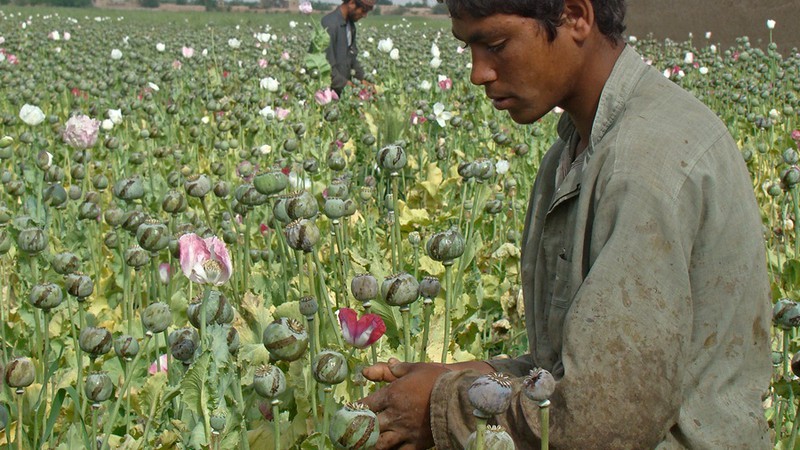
[430, 45, 771, 449]
[321, 7, 365, 91]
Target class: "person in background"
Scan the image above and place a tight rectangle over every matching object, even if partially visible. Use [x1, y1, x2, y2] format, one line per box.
[321, 0, 375, 97]
[361, 0, 772, 449]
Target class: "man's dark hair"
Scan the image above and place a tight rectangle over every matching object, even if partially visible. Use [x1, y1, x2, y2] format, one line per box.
[443, 0, 626, 43]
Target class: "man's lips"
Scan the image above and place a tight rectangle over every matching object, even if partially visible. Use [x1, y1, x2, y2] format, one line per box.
[489, 96, 513, 109]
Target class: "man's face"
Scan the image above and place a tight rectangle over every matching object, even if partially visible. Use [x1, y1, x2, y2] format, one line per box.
[347, 1, 372, 22]
[452, 13, 579, 124]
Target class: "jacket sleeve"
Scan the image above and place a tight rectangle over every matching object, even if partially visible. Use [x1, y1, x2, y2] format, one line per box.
[430, 167, 696, 449]
[323, 21, 348, 90]
[351, 39, 365, 81]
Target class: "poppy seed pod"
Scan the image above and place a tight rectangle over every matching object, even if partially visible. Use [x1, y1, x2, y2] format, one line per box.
[184, 174, 212, 198]
[253, 170, 289, 196]
[286, 190, 319, 220]
[327, 180, 349, 199]
[377, 144, 407, 172]
[328, 402, 379, 450]
[304, 158, 319, 173]
[0, 403, 7, 432]
[381, 272, 419, 307]
[122, 210, 147, 234]
[235, 183, 268, 207]
[458, 161, 478, 180]
[79, 326, 113, 358]
[419, 276, 441, 300]
[113, 176, 145, 201]
[43, 184, 68, 208]
[169, 327, 200, 362]
[474, 158, 496, 181]
[468, 372, 513, 418]
[77, 201, 100, 221]
[226, 325, 241, 355]
[52, 251, 80, 275]
[523, 368, 556, 403]
[253, 364, 287, 399]
[92, 173, 109, 191]
[351, 274, 379, 303]
[187, 291, 234, 328]
[4, 357, 35, 389]
[327, 151, 347, 171]
[284, 219, 320, 253]
[272, 196, 291, 224]
[312, 349, 349, 385]
[137, 219, 170, 252]
[466, 425, 515, 450]
[161, 190, 187, 215]
[114, 334, 140, 360]
[299, 296, 319, 317]
[104, 232, 119, 250]
[124, 245, 151, 269]
[141, 302, 173, 334]
[17, 227, 48, 254]
[0, 230, 10, 255]
[84, 372, 114, 404]
[210, 408, 227, 433]
[104, 207, 125, 228]
[29, 282, 64, 311]
[262, 317, 308, 362]
[426, 227, 465, 263]
[773, 298, 800, 329]
[65, 272, 94, 299]
[324, 197, 347, 219]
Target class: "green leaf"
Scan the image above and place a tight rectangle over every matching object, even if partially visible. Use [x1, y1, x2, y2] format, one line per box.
[138, 372, 168, 417]
[181, 351, 211, 417]
[300, 431, 335, 450]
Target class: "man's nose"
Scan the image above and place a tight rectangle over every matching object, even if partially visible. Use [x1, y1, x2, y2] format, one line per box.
[469, 53, 496, 86]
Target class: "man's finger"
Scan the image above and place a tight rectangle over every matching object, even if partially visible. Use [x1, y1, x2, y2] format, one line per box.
[360, 386, 389, 412]
[362, 362, 398, 382]
[374, 429, 405, 450]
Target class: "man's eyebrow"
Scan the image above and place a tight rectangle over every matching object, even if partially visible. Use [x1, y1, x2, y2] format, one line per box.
[452, 29, 490, 45]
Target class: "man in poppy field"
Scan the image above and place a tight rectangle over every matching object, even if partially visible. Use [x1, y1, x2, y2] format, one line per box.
[362, 0, 772, 449]
[321, 0, 375, 96]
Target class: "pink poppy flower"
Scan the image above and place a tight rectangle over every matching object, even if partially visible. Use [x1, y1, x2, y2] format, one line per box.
[411, 111, 427, 125]
[338, 307, 386, 349]
[438, 78, 453, 90]
[791, 130, 800, 142]
[281, 51, 290, 60]
[358, 88, 373, 101]
[63, 114, 100, 149]
[178, 233, 233, 286]
[149, 354, 169, 375]
[258, 58, 268, 68]
[275, 107, 290, 120]
[314, 87, 339, 105]
[182, 46, 194, 58]
[172, 60, 182, 70]
[298, 1, 313, 14]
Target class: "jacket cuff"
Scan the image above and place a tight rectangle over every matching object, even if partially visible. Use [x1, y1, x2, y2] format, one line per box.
[430, 370, 482, 449]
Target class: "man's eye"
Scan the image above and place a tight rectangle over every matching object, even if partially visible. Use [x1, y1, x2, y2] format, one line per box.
[487, 42, 506, 53]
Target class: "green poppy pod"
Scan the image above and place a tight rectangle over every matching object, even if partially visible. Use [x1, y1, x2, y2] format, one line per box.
[426, 227, 465, 263]
[137, 219, 170, 252]
[4, 357, 35, 389]
[381, 272, 419, 307]
[52, 252, 80, 275]
[253, 364, 287, 399]
[468, 372, 513, 418]
[161, 190, 188, 214]
[29, 282, 64, 311]
[328, 402, 379, 450]
[284, 219, 320, 253]
[235, 183, 268, 207]
[377, 144, 407, 172]
[169, 327, 200, 362]
[79, 326, 113, 358]
[351, 274, 379, 302]
[324, 197, 347, 220]
[114, 334, 140, 360]
[77, 200, 100, 221]
[522, 368, 556, 403]
[113, 176, 145, 201]
[327, 180, 349, 199]
[773, 298, 800, 329]
[286, 190, 319, 221]
[419, 276, 441, 300]
[273, 196, 291, 224]
[184, 174, 212, 198]
[262, 317, 308, 362]
[124, 245, 151, 269]
[141, 302, 173, 334]
[104, 207, 125, 228]
[465, 425, 515, 450]
[312, 349, 348, 385]
[253, 170, 289, 196]
[85, 372, 114, 403]
[65, 272, 94, 299]
[122, 210, 147, 234]
[17, 227, 48, 254]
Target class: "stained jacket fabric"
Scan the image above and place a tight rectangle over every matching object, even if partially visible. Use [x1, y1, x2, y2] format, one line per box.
[321, 7, 365, 92]
[430, 45, 772, 449]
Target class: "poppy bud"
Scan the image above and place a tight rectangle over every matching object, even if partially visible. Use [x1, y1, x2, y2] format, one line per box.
[327, 151, 347, 171]
[79, 326, 113, 358]
[253, 364, 287, 399]
[253, 170, 289, 196]
[312, 349, 348, 385]
[284, 219, 320, 253]
[263, 317, 308, 362]
[426, 227, 465, 262]
[4, 357, 35, 389]
[29, 282, 64, 311]
[113, 176, 145, 201]
[377, 144, 407, 172]
[161, 190, 187, 214]
[210, 408, 227, 433]
[351, 274, 378, 303]
[458, 161, 477, 180]
[187, 291, 233, 328]
[773, 298, 800, 329]
[0, 135, 13, 148]
[466, 425, 515, 450]
[282, 138, 299, 153]
[523, 368, 556, 403]
[299, 296, 319, 317]
[381, 272, 419, 307]
[328, 402, 379, 450]
[92, 173, 109, 190]
[65, 272, 94, 299]
[468, 373, 513, 418]
[141, 302, 172, 334]
[169, 327, 199, 362]
[17, 227, 48, 254]
[104, 207, 125, 228]
[104, 232, 119, 250]
[43, 184, 68, 208]
[85, 372, 114, 404]
[226, 325, 240, 355]
[137, 219, 170, 252]
[184, 174, 212, 198]
[114, 334, 139, 360]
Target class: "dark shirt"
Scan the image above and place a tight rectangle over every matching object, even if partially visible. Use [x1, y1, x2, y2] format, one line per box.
[321, 7, 366, 92]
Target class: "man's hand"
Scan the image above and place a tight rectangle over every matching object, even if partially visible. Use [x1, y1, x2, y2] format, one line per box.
[360, 358, 449, 450]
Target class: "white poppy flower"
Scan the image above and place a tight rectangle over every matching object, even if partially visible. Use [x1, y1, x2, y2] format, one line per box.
[419, 80, 432, 91]
[101, 119, 114, 131]
[431, 42, 440, 58]
[432, 102, 452, 127]
[389, 48, 400, 60]
[110, 48, 123, 60]
[19, 104, 45, 126]
[377, 38, 394, 53]
[495, 160, 510, 175]
[156, 42, 165, 52]
[767, 19, 776, 30]
[260, 77, 280, 92]
[430, 56, 441, 68]
[108, 109, 123, 124]
[228, 38, 241, 49]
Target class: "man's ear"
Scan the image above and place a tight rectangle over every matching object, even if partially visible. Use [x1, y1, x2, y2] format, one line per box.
[561, 0, 594, 42]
